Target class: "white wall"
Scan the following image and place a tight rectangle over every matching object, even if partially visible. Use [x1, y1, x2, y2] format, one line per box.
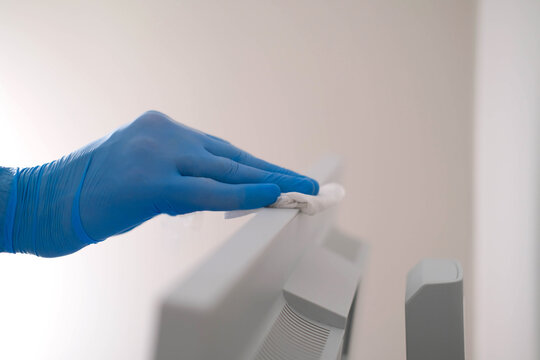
[0, 1, 474, 359]
[474, 1, 540, 359]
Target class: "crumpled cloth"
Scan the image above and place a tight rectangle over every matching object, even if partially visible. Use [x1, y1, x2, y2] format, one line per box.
[268, 182, 345, 215]
[225, 182, 345, 219]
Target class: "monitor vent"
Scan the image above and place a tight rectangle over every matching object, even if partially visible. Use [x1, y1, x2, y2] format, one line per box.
[255, 303, 330, 360]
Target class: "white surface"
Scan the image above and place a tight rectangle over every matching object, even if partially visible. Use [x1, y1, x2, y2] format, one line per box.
[474, 1, 540, 359]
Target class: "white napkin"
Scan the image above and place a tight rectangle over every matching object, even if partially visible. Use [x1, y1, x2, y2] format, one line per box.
[268, 182, 345, 215]
[225, 182, 345, 219]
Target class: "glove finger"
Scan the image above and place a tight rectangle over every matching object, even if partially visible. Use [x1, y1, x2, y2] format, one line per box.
[205, 139, 305, 175]
[205, 133, 230, 144]
[178, 155, 317, 195]
[204, 140, 319, 195]
[166, 177, 281, 212]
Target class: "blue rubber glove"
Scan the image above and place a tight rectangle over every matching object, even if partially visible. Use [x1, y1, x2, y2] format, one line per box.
[0, 110, 319, 257]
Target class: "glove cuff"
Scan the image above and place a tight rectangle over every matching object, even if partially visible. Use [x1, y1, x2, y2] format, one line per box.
[0, 167, 18, 253]
[11, 155, 96, 257]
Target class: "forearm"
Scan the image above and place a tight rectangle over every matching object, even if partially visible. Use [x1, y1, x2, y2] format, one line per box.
[0, 167, 17, 253]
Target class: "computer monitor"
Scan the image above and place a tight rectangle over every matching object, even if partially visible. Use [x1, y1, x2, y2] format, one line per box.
[153, 156, 367, 360]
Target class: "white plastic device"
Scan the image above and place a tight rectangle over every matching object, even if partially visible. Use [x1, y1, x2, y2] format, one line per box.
[153, 157, 367, 360]
[405, 258, 465, 360]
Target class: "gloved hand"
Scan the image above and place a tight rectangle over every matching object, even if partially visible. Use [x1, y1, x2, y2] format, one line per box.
[0, 110, 318, 257]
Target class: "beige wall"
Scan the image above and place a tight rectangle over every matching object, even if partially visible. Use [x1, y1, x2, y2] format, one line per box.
[0, 1, 475, 359]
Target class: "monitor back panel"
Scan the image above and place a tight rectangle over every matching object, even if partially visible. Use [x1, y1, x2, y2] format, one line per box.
[153, 157, 365, 360]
